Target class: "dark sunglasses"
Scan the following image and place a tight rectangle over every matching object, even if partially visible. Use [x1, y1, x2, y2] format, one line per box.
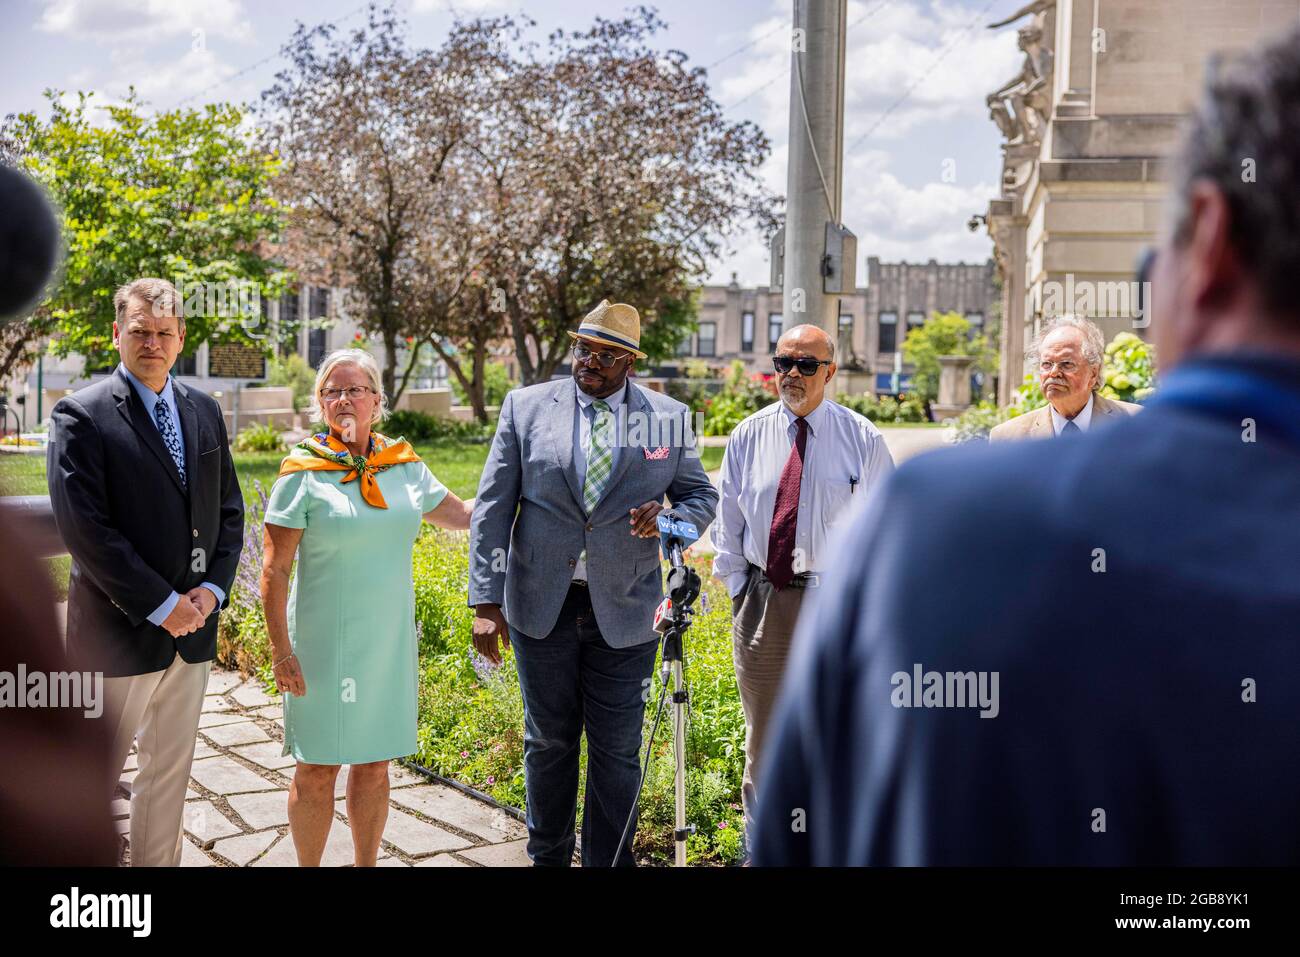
[572, 342, 629, 369]
[773, 355, 832, 376]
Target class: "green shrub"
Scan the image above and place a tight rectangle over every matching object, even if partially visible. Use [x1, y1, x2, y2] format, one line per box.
[383, 409, 493, 443]
[233, 421, 286, 453]
[218, 514, 747, 865]
[1100, 331, 1156, 403]
[262, 353, 317, 412]
[450, 362, 515, 409]
[839, 392, 928, 424]
[696, 360, 777, 436]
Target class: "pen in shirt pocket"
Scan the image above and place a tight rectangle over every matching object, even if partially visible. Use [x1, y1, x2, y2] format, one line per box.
[850, 474, 859, 494]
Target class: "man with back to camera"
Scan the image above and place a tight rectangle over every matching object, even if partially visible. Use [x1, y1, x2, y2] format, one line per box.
[754, 27, 1300, 865]
[47, 278, 243, 866]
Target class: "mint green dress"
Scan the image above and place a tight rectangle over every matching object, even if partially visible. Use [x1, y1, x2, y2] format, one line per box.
[264, 459, 447, 766]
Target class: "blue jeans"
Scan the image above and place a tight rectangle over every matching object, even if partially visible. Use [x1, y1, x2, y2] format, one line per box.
[510, 583, 658, 867]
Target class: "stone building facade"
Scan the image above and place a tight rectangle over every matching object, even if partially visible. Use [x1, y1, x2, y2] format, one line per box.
[676, 257, 997, 396]
[984, 0, 1300, 404]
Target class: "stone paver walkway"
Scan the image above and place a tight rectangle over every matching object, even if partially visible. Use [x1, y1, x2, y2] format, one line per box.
[115, 668, 529, 867]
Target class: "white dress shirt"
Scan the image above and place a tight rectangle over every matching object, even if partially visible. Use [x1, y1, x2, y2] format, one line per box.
[711, 398, 895, 597]
[119, 364, 227, 624]
[1049, 393, 1094, 435]
[571, 379, 627, 581]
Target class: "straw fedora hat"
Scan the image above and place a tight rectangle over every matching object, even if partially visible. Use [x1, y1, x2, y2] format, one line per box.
[567, 300, 647, 359]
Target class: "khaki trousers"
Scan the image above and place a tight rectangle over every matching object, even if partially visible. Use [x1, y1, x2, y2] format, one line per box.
[731, 565, 806, 839]
[104, 653, 211, 866]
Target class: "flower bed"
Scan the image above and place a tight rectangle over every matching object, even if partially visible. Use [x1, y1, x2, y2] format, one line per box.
[217, 491, 746, 864]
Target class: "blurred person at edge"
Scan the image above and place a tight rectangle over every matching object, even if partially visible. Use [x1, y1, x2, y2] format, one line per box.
[47, 278, 244, 866]
[754, 26, 1300, 865]
[0, 162, 114, 866]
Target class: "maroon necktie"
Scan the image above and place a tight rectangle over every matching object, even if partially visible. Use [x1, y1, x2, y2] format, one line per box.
[765, 417, 808, 590]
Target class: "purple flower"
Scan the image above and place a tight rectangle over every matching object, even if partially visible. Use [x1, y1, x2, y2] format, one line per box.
[460, 751, 470, 759]
[486, 775, 495, 786]
[717, 821, 728, 829]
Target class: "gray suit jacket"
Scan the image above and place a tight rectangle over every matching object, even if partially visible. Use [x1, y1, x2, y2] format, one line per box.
[989, 391, 1141, 442]
[469, 377, 718, 648]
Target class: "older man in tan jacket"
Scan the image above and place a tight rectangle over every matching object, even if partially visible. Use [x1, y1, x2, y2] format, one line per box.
[991, 316, 1141, 441]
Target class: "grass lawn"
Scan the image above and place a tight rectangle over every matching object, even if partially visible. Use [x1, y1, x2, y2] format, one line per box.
[2, 441, 725, 505]
[1, 441, 723, 600]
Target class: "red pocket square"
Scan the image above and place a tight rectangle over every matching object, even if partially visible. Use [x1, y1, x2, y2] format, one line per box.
[643, 447, 671, 460]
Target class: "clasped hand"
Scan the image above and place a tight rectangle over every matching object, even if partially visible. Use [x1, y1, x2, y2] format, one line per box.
[161, 587, 217, 638]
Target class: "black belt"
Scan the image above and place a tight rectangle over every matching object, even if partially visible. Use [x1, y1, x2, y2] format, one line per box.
[749, 563, 820, 589]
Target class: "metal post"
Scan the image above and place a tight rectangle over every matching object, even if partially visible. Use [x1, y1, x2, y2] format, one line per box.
[783, 0, 848, 349]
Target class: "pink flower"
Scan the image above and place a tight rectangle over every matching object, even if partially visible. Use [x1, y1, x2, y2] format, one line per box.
[717, 821, 728, 829]
[486, 775, 496, 785]
[460, 751, 469, 759]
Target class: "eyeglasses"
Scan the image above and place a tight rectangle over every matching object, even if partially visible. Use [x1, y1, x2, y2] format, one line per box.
[320, 386, 375, 402]
[1039, 360, 1080, 375]
[572, 343, 629, 369]
[773, 355, 832, 376]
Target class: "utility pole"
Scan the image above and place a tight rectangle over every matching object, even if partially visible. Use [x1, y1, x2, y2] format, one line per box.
[776, 0, 854, 380]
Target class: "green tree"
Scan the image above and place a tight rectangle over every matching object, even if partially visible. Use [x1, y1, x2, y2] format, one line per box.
[1, 90, 288, 373]
[901, 311, 995, 402]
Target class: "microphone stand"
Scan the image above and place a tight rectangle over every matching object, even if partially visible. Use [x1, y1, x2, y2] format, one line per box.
[662, 536, 700, 867]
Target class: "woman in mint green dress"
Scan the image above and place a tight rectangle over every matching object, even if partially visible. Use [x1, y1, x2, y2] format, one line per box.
[260, 350, 472, 867]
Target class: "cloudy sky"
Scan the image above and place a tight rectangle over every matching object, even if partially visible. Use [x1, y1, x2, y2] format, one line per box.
[0, 0, 1026, 285]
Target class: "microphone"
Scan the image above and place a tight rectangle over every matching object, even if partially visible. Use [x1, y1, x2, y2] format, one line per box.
[657, 513, 699, 569]
[0, 164, 63, 324]
[657, 513, 700, 610]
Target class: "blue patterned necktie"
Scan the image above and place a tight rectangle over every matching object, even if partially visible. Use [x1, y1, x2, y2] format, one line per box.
[1061, 419, 1082, 436]
[154, 396, 187, 488]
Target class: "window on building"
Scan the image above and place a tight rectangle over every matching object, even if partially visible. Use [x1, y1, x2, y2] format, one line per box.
[278, 287, 300, 357]
[838, 314, 854, 359]
[907, 311, 925, 333]
[309, 286, 329, 321]
[173, 353, 198, 377]
[698, 322, 716, 358]
[676, 334, 693, 357]
[308, 328, 328, 369]
[878, 311, 898, 353]
[741, 311, 755, 352]
[768, 314, 783, 353]
[965, 312, 985, 339]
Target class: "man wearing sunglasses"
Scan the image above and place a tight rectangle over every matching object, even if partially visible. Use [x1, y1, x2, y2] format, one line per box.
[468, 299, 717, 866]
[711, 322, 894, 851]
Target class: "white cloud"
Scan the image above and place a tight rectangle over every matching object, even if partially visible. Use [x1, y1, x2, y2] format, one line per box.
[105, 44, 248, 108]
[36, 0, 253, 43]
[411, 0, 511, 14]
[708, 0, 1017, 283]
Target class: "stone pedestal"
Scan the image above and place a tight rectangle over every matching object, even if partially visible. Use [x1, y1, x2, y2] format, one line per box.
[932, 354, 976, 420]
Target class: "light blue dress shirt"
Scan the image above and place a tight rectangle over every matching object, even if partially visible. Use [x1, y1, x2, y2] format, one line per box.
[571, 378, 627, 581]
[119, 364, 227, 625]
[711, 397, 895, 597]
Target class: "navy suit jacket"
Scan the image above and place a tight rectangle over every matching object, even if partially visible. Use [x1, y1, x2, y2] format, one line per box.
[47, 367, 244, 677]
[753, 355, 1300, 865]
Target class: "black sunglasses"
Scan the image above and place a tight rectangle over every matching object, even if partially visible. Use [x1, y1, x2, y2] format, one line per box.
[773, 355, 832, 376]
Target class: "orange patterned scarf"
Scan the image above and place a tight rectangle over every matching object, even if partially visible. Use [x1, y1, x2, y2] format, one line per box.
[277, 431, 421, 509]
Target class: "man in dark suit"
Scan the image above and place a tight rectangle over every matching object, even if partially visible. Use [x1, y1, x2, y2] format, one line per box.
[753, 27, 1300, 866]
[48, 277, 243, 866]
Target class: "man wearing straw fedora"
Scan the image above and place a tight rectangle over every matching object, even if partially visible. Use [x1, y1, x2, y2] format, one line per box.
[469, 299, 718, 866]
